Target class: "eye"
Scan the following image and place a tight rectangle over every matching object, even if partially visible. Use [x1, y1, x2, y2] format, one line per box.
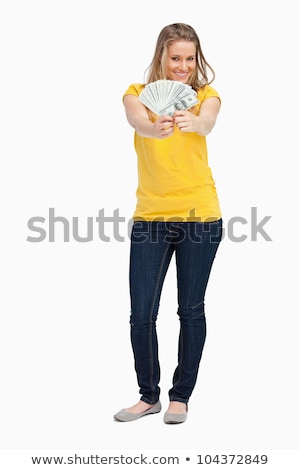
[171, 57, 180, 61]
[187, 57, 195, 61]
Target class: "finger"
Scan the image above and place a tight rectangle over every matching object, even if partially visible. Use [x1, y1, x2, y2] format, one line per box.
[160, 125, 174, 137]
[162, 121, 174, 129]
[177, 122, 188, 131]
[162, 129, 174, 138]
[174, 115, 185, 124]
[161, 114, 174, 123]
[173, 110, 186, 118]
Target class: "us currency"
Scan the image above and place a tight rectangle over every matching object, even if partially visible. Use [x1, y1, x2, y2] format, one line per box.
[139, 80, 199, 116]
[158, 93, 199, 116]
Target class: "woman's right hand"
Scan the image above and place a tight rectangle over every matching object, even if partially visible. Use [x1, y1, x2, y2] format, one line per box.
[152, 115, 174, 139]
[123, 95, 174, 139]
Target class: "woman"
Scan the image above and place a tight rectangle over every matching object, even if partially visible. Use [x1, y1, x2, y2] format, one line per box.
[114, 23, 222, 424]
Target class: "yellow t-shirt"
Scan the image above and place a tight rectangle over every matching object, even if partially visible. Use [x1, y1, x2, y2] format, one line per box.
[123, 83, 222, 222]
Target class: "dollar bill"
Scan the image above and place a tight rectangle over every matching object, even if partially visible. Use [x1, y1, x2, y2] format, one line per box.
[139, 79, 199, 116]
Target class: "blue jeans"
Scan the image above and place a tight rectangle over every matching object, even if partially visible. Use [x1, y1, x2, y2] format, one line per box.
[129, 219, 222, 405]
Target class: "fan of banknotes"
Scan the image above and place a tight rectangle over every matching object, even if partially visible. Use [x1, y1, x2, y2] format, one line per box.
[139, 79, 199, 116]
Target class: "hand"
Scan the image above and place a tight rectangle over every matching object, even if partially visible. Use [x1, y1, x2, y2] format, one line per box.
[173, 110, 199, 133]
[152, 115, 174, 139]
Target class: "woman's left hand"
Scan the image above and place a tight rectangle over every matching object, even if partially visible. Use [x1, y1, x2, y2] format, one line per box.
[173, 97, 221, 136]
[173, 110, 199, 133]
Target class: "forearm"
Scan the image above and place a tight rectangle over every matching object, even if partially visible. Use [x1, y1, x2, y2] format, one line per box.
[195, 115, 216, 136]
[128, 115, 155, 138]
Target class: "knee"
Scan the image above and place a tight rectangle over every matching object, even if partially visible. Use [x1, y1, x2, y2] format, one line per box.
[177, 301, 205, 324]
[130, 309, 158, 328]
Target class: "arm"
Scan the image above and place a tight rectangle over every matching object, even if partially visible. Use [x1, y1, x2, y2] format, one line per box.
[123, 94, 174, 139]
[173, 96, 221, 136]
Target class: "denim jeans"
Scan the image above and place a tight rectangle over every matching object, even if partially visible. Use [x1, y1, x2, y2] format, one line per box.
[129, 219, 222, 405]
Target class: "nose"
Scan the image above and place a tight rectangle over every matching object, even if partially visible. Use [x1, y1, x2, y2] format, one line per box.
[178, 60, 189, 71]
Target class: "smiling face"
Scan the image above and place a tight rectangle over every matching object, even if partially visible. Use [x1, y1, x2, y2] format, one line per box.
[165, 40, 197, 83]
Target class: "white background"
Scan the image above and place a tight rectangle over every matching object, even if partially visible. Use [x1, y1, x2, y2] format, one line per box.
[0, 0, 299, 464]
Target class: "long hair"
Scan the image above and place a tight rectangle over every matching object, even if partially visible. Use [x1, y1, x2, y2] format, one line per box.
[145, 23, 215, 90]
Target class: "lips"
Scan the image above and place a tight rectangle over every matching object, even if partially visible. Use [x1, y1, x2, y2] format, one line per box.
[173, 72, 190, 82]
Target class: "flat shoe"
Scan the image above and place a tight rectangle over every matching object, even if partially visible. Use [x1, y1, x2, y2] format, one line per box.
[163, 404, 188, 424]
[114, 400, 161, 422]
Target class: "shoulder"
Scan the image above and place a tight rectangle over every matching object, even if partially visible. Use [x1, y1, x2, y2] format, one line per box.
[197, 85, 220, 102]
[123, 83, 145, 98]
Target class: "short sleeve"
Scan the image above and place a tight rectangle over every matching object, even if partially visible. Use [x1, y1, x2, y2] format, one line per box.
[198, 85, 221, 104]
[122, 83, 145, 101]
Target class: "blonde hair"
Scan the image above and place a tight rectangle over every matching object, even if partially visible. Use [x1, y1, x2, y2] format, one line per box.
[146, 23, 215, 90]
